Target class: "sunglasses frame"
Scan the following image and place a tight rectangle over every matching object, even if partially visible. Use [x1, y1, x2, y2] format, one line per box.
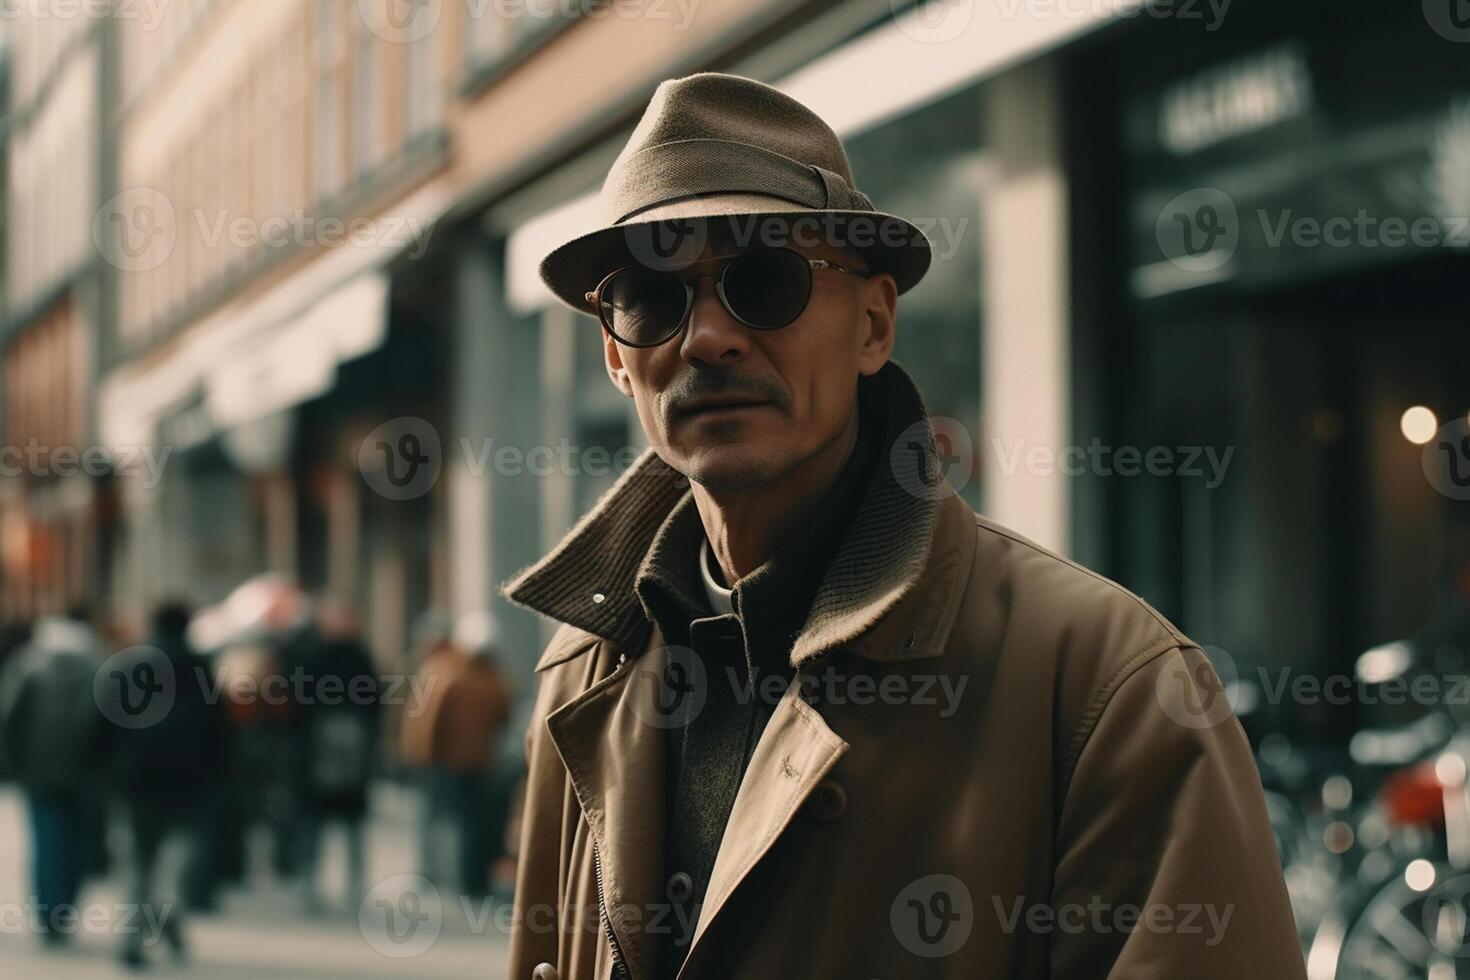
[583, 246, 872, 348]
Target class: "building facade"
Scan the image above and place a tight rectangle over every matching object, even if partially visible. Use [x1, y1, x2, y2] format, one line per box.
[97, 0, 463, 656]
[0, 8, 111, 621]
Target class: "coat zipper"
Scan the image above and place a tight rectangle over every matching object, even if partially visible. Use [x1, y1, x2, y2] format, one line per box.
[593, 843, 631, 980]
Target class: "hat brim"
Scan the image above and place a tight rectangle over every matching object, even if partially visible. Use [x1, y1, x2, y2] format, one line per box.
[537, 193, 933, 317]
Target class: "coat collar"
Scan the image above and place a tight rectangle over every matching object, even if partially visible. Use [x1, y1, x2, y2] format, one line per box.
[500, 359, 972, 671]
[634, 393, 882, 680]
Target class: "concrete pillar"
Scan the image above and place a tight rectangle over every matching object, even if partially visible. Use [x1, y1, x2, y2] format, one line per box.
[448, 234, 544, 679]
[981, 58, 1070, 555]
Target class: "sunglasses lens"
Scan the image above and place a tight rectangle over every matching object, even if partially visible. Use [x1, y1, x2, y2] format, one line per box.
[721, 248, 811, 329]
[601, 268, 688, 345]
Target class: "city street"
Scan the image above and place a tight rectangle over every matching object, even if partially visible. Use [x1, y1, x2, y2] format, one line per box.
[0, 784, 508, 979]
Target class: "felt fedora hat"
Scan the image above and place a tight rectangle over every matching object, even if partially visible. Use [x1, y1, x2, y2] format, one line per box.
[538, 72, 932, 316]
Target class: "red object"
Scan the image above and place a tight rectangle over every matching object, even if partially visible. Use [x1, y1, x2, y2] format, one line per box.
[1380, 760, 1447, 827]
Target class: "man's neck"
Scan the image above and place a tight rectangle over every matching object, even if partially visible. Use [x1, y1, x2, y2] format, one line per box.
[691, 412, 861, 587]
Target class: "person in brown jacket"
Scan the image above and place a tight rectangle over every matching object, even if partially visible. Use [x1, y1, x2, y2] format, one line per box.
[401, 610, 513, 896]
[500, 73, 1305, 980]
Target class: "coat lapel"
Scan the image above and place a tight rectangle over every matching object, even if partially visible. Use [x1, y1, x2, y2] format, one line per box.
[676, 680, 849, 973]
[546, 632, 669, 980]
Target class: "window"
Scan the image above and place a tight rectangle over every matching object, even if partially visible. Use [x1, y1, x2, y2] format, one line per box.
[406, 32, 439, 138]
[353, 16, 383, 179]
[314, 0, 348, 204]
[465, 0, 557, 68]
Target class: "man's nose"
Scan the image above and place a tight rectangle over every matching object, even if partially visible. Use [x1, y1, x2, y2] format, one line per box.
[678, 276, 749, 365]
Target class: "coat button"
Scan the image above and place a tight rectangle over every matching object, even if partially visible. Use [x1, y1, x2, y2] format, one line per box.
[668, 870, 694, 903]
[532, 963, 560, 980]
[805, 779, 847, 820]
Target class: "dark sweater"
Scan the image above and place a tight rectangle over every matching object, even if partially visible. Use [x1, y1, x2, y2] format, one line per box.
[634, 398, 881, 980]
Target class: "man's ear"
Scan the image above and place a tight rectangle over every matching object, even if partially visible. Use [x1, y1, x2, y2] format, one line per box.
[857, 271, 899, 376]
[604, 328, 636, 397]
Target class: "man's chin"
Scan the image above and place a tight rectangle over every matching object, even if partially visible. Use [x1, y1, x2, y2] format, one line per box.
[674, 442, 785, 493]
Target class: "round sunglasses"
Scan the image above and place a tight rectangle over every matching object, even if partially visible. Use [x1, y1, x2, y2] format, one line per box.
[584, 246, 872, 348]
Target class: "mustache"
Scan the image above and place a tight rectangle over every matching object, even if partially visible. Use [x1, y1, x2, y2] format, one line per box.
[662, 369, 789, 417]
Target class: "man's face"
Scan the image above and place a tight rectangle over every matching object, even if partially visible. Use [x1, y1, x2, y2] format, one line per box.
[604, 221, 898, 492]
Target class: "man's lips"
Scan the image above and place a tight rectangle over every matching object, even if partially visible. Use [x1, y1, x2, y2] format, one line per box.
[675, 398, 773, 419]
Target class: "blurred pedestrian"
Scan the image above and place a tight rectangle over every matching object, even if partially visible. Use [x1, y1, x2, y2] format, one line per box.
[99, 601, 229, 970]
[400, 610, 512, 897]
[208, 637, 288, 893]
[0, 619, 35, 781]
[267, 583, 319, 878]
[0, 612, 104, 947]
[295, 600, 379, 911]
[399, 610, 457, 880]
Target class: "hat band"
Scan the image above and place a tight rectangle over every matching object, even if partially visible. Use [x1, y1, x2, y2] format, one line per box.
[608, 138, 875, 225]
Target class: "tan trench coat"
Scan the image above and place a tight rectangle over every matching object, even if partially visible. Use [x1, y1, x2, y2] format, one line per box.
[500, 362, 1304, 980]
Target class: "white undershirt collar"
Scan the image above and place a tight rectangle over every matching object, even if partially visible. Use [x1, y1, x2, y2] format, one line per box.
[699, 537, 736, 616]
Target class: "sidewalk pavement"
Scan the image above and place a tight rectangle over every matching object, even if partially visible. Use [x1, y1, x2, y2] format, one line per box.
[0, 782, 510, 979]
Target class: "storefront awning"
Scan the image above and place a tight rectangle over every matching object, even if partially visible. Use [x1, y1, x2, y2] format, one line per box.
[100, 180, 452, 453]
[205, 272, 388, 430]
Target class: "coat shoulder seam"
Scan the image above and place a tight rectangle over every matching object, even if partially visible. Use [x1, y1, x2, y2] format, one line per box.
[972, 516, 1187, 642]
[1056, 638, 1195, 799]
[969, 516, 1197, 800]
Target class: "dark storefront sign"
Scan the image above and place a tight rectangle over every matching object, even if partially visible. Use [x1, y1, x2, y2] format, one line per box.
[1123, 8, 1470, 301]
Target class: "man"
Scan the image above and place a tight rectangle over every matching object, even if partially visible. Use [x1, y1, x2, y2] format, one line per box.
[400, 611, 514, 897]
[0, 612, 105, 947]
[100, 602, 228, 969]
[399, 609, 461, 882]
[294, 600, 380, 911]
[501, 73, 1303, 980]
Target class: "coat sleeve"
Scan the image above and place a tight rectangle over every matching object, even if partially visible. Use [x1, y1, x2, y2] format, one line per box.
[1047, 644, 1306, 979]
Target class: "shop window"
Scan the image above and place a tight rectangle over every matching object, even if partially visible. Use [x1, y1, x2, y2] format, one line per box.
[842, 83, 986, 511]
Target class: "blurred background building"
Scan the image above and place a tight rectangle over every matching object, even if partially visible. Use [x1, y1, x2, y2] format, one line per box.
[0, 0, 1465, 975]
[1, 7, 107, 619]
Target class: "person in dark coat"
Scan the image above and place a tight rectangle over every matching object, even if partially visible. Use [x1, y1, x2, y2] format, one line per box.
[0, 619, 35, 780]
[295, 601, 380, 911]
[0, 613, 104, 947]
[101, 601, 229, 970]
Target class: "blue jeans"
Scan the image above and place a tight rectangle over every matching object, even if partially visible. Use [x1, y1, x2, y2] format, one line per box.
[27, 791, 85, 936]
